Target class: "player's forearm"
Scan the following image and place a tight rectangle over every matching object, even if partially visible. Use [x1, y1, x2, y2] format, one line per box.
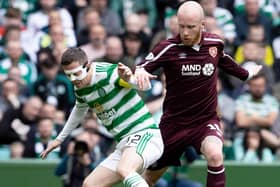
[261, 129, 280, 148]
[56, 105, 89, 142]
[251, 115, 277, 127]
[236, 113, 255, 128]
[218, 54, 249, 81]
[236, 118, 254, 128]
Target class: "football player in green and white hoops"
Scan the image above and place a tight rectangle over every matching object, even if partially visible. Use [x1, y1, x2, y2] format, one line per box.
[40, 47, 163, 187]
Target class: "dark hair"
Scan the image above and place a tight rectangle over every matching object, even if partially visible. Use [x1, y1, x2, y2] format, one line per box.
[37, 47, 57, 67]
[73, 141, 89, 156]
[124, 31, 141, 41]
[248, 72, 266, 83]
[83, 7, 98, 17]
[61, 47, 88, 66]
[3, 25, 21, 41]
[2, 78, 17, 85]
[243, 127, 263, 160]
[5, 7, 21, 19]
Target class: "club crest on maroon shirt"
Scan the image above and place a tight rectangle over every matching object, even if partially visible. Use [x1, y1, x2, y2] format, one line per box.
[209, 47, 217, 58]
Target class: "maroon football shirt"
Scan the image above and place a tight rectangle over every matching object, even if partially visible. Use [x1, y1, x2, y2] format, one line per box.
[138, 32, 248, 126]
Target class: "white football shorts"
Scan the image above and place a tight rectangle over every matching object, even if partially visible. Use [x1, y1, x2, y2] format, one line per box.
[99, 128, 163, 172]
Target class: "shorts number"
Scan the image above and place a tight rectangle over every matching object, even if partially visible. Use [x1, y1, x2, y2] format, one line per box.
[127, 134, 141, 145]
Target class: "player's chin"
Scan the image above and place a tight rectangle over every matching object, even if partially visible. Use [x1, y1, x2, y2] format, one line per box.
[74, 82, 83, 88]
[182, 40, 193, 46]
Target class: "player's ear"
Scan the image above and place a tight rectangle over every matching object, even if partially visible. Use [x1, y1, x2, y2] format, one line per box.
[201, 19, 206, 30]
[83, 61, 91, 70]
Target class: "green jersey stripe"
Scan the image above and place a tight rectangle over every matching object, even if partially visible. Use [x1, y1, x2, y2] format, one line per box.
[87, 87, 122, 107]
[107, 100, 145, 130]
[113, 90, 137, 111]
[115, 113, 156, 141]
[76, 97, 84, 103]
[75, 65, 115, 96]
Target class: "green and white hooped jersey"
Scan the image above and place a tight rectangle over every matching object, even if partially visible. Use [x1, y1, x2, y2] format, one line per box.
[75, 62, 158, 141]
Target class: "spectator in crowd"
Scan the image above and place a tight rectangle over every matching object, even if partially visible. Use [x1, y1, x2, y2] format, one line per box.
[80, 24, 106, 62]
[27, 0, 74, 38]
[234, 0, 273, 45]
[0, 7, 25, 40]
[229, 43, 274, 97]
[0, 0, 37, 23]
[150, 14, 179, 50]
[200, 0, 236, 45]
[59, 0, 88, 30]
[0, 7, 38, 62]
[233, 126, 275, 162]
[77, 0, 121, 36]
[110, 0, 157, 33]
[234, 73, 279, 145]
[96, 36, 124, 64]
[6, 66, 30, 97]
[0, 40, 37, 84]
[23, 117, 61, 159]
[234, 0, 277, 19]
[10, 141, 25, 159]
[0, 78, 25, 120]
[234, 24, 274, 67]
[122, 31, 144, 69]
[30, 55, 75, 115]
[40, 9, 77, 48]
[39, 23, 71, 50]
[76, 7, 101, 46]
[55, 133, 99, 187]
[122, 13, 151, 54]
[0, 96, 43, 144]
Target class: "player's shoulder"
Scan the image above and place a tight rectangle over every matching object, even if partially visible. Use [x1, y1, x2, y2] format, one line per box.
[93, 62, 117, 72]
[147, 35, 179, 58]
[203, 32, 224, 46]
[155, 36, 179, 49]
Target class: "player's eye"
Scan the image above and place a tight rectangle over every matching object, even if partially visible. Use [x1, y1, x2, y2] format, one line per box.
[66, 74, 72, 78]
[73, 71, 82, 76]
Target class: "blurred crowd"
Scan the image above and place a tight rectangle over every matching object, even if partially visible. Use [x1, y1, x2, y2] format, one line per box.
[0, 0, 280, 186]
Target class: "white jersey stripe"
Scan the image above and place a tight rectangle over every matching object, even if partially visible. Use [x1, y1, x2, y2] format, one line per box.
[204, 37, 224, 43]
[139, 43, 177, 67]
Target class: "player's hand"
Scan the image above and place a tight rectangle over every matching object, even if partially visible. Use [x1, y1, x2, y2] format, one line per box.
[40, 139, 61, 159]
[135, 66, 157, 90]
[118, 62, 133, 82]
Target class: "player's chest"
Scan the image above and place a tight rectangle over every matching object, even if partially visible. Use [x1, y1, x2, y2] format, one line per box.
[165, 46, 219, 77]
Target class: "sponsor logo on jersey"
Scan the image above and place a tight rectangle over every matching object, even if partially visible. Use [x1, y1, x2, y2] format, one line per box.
[181, 64, 201, 76]
[97, 87, 106, 97]
[94, 102, 104, 113]
[202, 63, 215, 76]
[97, 108, 117, 121]
[209, 47, 217, 58]
[181, 63, 215, 76]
